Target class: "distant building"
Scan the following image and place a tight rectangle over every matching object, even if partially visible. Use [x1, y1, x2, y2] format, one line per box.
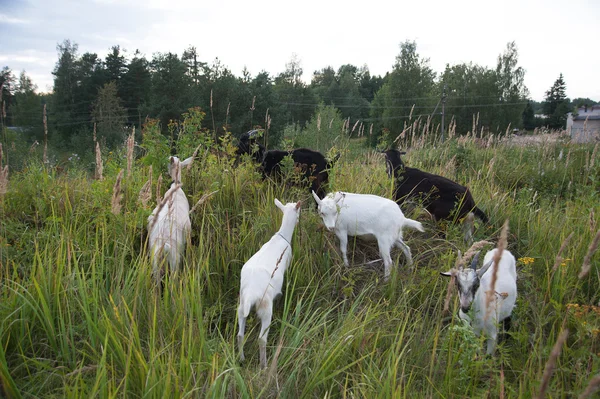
[567, 104, 600, 143]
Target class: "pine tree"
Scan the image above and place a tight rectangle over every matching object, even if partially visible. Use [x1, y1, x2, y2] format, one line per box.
[542, 74, 569, 129]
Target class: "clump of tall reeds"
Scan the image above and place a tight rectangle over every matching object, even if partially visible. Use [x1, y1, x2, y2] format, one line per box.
[111, 169, 124, 215]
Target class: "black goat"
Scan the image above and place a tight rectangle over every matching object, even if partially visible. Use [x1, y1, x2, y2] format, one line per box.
[235, 130, 265, 163]
[382, 149, 488, 224]
[262, 148, 338, 199]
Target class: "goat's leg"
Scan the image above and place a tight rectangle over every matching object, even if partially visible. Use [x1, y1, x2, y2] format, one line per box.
[256, 299, 273, 369]
[237, 303, 247, 362]
[336, 231, 350, 266]
[377, 238, 394, 280]
[485, 334, 497, 355]
[395, 238, 413, 267]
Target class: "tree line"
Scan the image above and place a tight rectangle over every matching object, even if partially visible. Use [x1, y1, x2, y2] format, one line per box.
[1, 39, 594, 156]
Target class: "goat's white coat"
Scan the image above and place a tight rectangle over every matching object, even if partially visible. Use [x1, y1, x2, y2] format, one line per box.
[237, 199, 301, 369]
[443, 248, 518, 355]
[147, 156, 193, 284]
[312, 191, 424, 280]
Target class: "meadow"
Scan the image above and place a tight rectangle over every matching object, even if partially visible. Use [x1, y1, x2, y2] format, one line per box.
[0, 122, 599, 398]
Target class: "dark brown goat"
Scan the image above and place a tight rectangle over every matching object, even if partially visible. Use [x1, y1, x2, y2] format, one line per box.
[382, 149, 488, 223]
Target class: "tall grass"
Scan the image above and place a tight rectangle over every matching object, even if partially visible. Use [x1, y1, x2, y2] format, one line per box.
[0, 122, 599, 397]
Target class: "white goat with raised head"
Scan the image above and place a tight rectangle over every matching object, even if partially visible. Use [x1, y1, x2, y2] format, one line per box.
[441, 248, 517, 354]
[237, 199, 302, 369]
[148, 155, 194, 286]
[312, 191, 424, 280]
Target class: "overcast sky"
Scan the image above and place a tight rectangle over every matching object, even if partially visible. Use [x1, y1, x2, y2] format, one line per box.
[1, 0, 599, 101]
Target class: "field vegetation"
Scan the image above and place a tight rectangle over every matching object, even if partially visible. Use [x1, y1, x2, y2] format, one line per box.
[1, 112, 599, 398]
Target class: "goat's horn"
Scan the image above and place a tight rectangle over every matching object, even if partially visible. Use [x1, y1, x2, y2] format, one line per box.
[470, 251, 481, 271]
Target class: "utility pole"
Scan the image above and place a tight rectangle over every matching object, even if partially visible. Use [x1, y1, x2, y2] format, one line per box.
[441, 84, 447, 143]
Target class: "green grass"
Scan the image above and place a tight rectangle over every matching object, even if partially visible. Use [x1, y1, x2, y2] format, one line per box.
[0, 132, 599, 398]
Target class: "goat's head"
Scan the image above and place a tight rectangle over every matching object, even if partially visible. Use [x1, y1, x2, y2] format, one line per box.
[168, 155, 194, 185]
[274, 198, 302, 224]
[312, 190, 344, 231]
[381, 149, 406, 178]
[440, 251, 493, 313]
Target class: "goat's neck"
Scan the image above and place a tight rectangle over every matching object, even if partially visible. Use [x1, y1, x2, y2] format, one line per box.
[277, 213, 297, 243]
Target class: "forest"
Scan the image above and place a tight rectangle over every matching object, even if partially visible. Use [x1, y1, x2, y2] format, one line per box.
[1, 39, 595, 170]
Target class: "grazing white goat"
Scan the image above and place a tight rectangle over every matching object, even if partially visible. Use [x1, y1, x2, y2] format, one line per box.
[147, 155, 194, 286]
[441, 249, 517, 354]
[312, 191, 424, 280]
[237, 199, 302, 369]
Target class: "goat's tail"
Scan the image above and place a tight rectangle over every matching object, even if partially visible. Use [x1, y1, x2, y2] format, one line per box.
[473, 207, 489, 223]
[403, 218, 425, 233]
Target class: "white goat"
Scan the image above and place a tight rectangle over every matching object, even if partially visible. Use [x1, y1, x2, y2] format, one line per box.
[441, 248, 517, 354]
[147, 156, 194, 286]
[237, 199, 302, 369]
[312, 191, 424, 280]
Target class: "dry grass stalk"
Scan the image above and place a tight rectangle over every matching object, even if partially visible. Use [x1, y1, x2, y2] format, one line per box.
[95, 141, 103, 180]
[147, 183, 182, 233]
[111, 169, 124, 215]
[351, 120, 359, 135]
[590, 143, 598, 170]
[579, 373, 600, 399]
[29, 140, 39, 153]
[536, 329, 569, 399]
[138, 166, 153, 208]
[590, 209, 597, 234]
[317, 113, 321, 131]
[93, 122, 97, 143]
[486, 157, 496, 179]
[578, 229, 600, 279]
[43, 103, 48, 164]
[462, 240, 493, 266]
[126, 127, 135, 178]
[156, 174, 163, 203]
[565, 147, 572, 168]
[486, 220, 509, 320]
[551, 232, 574, 272]
[409, 104, 415, 120]
[189, 190, 218, 215]
[189, 145, 201, 170]
[369, 123, 373, 136]
[443, 274, 456, 313]
[0, 144, 8, 199]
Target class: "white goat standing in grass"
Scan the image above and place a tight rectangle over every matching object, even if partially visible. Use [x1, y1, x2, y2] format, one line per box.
[147, 155, 194, 286]
[312, 191, 424, 280]
[237, 199, 302, 369]
[441, 248, 517, 354]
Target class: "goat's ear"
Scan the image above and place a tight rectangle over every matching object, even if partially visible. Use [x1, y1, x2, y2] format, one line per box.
[477, 260, 493, 278]
[311, 190, 322, 205]
[274, 198, 285, 212]
[440, 271, 453, 277]
[334, 192, 345, 203]
[180, 156, 194, 167]
[295, 200, 302, 210]
[170, 156, 175, 164]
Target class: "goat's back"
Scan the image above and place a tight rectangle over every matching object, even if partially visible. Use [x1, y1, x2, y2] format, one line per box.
[334, 193, 407, 235]
[474, 249, 517, 322]
[239, 236, 292, 307]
